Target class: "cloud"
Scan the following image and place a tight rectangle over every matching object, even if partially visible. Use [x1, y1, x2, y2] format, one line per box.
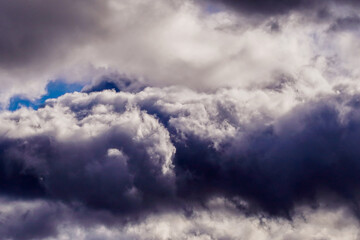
[0, 0, 109, 102]
[0, 199, 65, 240]
[71, 200, 359, 240]
[82, 73, 146, 94]
[2, 0, 360, 238]
[202, 0, 360, 17]
[329, 15, 360, 32]
[0, 105, 176, 215]
[173, 94, 360, 216]
[1, 80, 360, 239]
[1, 197, 359, 240]
[0, 0, 106, 68]
[1, 0, 359, 107]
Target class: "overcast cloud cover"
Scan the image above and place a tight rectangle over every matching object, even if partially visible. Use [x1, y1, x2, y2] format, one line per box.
[1, 0, 360, 239]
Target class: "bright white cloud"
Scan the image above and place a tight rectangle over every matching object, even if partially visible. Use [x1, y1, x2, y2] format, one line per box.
[1, 0, 360, 106]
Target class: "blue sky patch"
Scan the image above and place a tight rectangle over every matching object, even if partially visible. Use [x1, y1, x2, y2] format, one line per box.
[8, 80, 84, 111]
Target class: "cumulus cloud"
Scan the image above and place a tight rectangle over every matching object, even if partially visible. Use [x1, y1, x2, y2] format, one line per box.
[0, 97, 176, 215]
[1, 79, 360, 238]
[0, 199, 65, 240]
[1, 197, 359, 240]
[2, 0, 360, 239]
[1, 0, 360, 106]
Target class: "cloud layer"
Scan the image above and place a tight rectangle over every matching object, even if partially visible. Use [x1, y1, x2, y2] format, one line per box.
[2, 0, 360, 239]
[2, 197, 359, 240]
[1, 78, 360, 238]
[1, 0, 360, 104]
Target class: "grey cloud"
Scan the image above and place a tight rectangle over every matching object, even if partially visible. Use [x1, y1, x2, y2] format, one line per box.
[0, 199, 64, 240]
[0, 106, 175, 216]
[1, 0, 360, 107]
[3, 79, 360, 238]
[61, 85, 360, 219]
[329, 15, 360, 32]
[203, 0, 360, 17]
[204, 0, 315, 16]
[1, 0, 360, 239]
[2, 198, 356, 240]
[82, 73, 146, 94]
[0, 0, 106, 69]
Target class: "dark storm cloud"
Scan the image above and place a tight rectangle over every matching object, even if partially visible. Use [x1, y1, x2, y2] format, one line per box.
[173, 95, 360, 217]
[4, 83, 360, 238]
[0, 124, 175, 215]
[204, 0, 360, 16]
[0, 0, 106, 68]
[1, 0, 360, 238]
[0, 200, 63, 240]
[64, 88, 360, 219]
[0, 139, 45, 198]
[206, 0, 314, 15]
[82, 74, 146, 94]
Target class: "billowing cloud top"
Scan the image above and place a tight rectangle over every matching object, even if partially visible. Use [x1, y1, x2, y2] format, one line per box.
[1, 0, 360, 239]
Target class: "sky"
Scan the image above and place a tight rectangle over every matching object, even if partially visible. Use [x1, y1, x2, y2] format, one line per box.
[1, 0, 360, 239]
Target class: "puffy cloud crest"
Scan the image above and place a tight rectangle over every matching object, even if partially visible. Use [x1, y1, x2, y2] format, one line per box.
[2, 78, 360, 222]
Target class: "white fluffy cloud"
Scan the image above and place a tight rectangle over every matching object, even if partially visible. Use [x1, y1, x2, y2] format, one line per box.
[1, 0, 360, 105]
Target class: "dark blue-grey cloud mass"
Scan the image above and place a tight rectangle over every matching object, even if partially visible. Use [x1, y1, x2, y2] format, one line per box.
[2, 78, 360, 239]
[82, 74, 146, 94]
[0, 118, 175, 215]
[0, 200, 62, 240]
[204, 0, 360, 16]
[174, 96, 360, 217]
